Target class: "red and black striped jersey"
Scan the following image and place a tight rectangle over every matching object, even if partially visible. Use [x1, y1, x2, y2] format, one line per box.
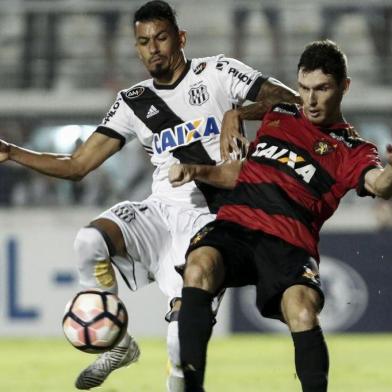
[217, 103, 382, 261]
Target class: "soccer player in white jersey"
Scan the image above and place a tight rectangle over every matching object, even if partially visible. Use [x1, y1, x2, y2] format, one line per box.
[0, 1, 300, 390]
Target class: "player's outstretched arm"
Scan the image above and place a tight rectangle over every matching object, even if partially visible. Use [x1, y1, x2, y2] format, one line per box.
[169, 160, 243, 189]
[0, 132, 121, 181]
[365, 144, 392, 199]
[220, 78, 301, 160]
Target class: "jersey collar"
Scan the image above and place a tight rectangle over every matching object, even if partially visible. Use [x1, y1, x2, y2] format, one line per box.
[153, 60, 191, 90]
[299, 109, 350, 134]
[319, 121, 351, 134]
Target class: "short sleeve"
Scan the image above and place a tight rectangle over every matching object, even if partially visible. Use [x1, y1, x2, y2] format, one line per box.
[97, 92, 137, 145]
[214, 56, 268, 104]
[341, 142, 382, 197]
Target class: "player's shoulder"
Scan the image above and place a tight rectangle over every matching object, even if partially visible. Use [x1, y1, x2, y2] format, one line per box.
[328, 126, 375, 149]
[190, 54, 245, 75]
[270, 103, 301, 117]
[120, 79, 153, 100]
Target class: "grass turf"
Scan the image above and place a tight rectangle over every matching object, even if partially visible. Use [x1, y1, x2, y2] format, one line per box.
[0, 334, 391, 391]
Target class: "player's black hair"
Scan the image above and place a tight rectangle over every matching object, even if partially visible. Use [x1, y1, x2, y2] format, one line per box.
[133, 0, 179, 33]
[297, 40, 348, 85]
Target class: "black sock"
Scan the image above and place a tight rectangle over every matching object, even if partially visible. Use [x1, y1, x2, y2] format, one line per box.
[179, 287, 214, 392]
[291, 326, 329, 392]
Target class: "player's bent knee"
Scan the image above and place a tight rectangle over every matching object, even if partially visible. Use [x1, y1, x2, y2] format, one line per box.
[184, 247, 224, 292]
[74, 227, 117, 292]
[287, 307, 319, 332]
[282, 285, 321, 331]
[183, 260, 207, 288]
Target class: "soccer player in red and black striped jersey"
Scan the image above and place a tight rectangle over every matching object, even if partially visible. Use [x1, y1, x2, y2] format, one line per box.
[169, 40, 392, 392]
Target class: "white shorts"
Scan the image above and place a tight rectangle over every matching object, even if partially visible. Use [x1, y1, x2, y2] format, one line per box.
[97, 197, 215, 300]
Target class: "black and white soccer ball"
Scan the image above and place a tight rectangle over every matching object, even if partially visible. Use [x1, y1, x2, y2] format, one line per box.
[62, 289, 128, 354]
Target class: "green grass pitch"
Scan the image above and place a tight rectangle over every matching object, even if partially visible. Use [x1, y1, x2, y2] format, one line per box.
[0, 334, 391, 391]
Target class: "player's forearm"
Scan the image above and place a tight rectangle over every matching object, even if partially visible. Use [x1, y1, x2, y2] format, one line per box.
[373, 164, 392, 199]
[238, 78, 301, 121]
[8, 144, 81, 180]
[193, 160, 243, 189]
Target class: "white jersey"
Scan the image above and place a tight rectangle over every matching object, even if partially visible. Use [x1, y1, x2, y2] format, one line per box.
[97, 55, 267, 212]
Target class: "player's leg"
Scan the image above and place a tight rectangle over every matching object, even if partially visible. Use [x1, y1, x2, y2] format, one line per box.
[252, 234, 327, 392]
[73, 218, 140, 390]
[281, 285, 328, 392]
[75, 218, 124, 295]
[166, 291, 225, 392]
[178, 220, 256, 392]
[161, 204, 218, 392]
[179, 245, 225, 391]
[166, 299, 185, 392]
[74, 200, 169, 390]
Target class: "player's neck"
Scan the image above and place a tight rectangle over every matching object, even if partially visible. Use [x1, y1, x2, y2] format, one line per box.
[153, 53, 187, 86]
[319, 111, 346, 128]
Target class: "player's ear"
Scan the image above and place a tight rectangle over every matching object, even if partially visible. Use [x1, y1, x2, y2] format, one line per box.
[342, 77, 351, 95]
[178, 29, 187, 49]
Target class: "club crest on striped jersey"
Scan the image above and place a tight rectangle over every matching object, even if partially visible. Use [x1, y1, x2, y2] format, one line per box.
[251, 141, 316, 183]
[189, 84, 209, 105]
[153, 116, 220, 155]
[313, 140, 335, 155]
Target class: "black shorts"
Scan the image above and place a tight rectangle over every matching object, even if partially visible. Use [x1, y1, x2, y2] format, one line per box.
[186, 220, 324, 320]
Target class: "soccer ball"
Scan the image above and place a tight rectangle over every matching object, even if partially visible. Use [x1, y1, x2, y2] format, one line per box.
[62, 289, 128, 354]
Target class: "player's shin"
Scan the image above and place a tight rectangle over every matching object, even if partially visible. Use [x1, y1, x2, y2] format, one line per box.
[179, 287, 214, 392]
[74, 227, 132, 347]
[291, 326, 329, 392]
[74, 226, 118, 294]
[166, 320, 185, 392]
[73, 228, 139, 391]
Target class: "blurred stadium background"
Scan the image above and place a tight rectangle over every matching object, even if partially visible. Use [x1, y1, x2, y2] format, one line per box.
[0, 0, 391, 390]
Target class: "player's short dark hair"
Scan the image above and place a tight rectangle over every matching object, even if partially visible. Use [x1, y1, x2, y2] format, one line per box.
[133, 0, 179, 33]
[297, 40, 348, 85]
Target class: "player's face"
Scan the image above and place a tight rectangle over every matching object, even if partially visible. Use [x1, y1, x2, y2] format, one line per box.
[134, 19, 186, 80]
[298, 68, 350, 126]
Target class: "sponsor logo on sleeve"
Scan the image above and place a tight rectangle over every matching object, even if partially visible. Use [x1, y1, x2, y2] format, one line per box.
[216, 60, 230, 71]
[227, 67, 253, 85]
[193, 62, 207, 75]
[103, 97, 122, 125]
[125, 86, 145, 99]
[329, 131, 356, 148]
[272, 106, 297, 116]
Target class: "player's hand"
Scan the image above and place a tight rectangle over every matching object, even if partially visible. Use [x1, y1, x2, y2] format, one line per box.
[220, 109, 249, 161]
[0, 139, 11, 163]
[169, 164, 195, 187]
